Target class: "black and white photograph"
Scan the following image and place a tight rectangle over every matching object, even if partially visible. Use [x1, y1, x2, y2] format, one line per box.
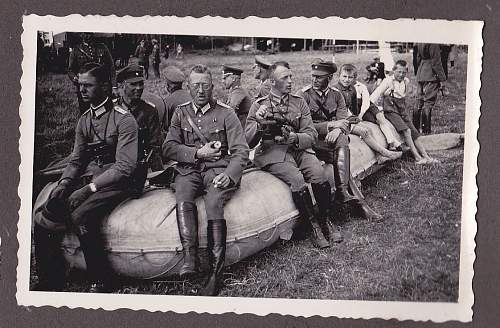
[17, 15, 481, 322]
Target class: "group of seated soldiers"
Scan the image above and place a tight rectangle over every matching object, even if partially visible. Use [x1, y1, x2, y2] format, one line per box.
[33, 54, 440, 297]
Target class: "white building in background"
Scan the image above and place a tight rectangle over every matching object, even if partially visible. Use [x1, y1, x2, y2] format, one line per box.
[378, 40, 395, 71]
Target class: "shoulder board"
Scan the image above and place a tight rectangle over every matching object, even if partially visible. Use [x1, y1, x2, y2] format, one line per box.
[178, 101, 192, 107]
[216, 101, 232, 109]
[82, 108, 92, 116]
[143, 99, 156, 108]
[301, 85, 312, 92]
[114, 105, 128, 115]
[290, 93, 303, 98]
[330, 86, 341, 92]
[255, 95, 269, 103]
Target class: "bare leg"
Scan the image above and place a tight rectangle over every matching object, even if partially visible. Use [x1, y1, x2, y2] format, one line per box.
[351, 125, 402, 163]
[414, 137, 439, 163]
[402, 129, 424, 162]
[375, 112, 401, 148]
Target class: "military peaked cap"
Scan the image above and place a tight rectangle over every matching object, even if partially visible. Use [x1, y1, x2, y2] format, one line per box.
[255, 56, 271, 69]
[117, 64, 144, 83]
[222, 65, 244, 76]
[311, 59, 337, 76]
[164, 66, 186, 83]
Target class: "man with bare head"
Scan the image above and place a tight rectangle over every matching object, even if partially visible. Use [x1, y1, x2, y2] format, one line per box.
[246, 61, 338, 249]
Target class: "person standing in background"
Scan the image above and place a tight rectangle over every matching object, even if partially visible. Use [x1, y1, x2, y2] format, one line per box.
[221, 65, 253, 128]
[67, 32, 116, 114]
[151, 39, 161, 79]
[134, 39, 150, 79]
[413, 43, 447, 134]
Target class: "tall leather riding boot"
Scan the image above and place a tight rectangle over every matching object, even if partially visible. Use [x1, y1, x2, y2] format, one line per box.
[78, 227, 116, 293]
[422, 107, 432, 134]
[333, 146, 356, 204]
[199, 219, 227, 296]
[33, 225, 66, 291]
[292, 188, 329, 249]
[413, 100, 424, 132]
[312, 182, 343, 244]
[348, 178, 384, 222]
[176, 202, 200, 277]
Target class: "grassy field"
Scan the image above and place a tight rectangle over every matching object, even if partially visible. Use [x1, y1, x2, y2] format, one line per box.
[32, 49, 467, 301]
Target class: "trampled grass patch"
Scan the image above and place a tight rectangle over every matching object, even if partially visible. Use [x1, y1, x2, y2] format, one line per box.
[32, 49, 466, 301]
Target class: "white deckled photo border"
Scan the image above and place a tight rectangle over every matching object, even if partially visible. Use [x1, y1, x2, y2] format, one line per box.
[17, 14, 482, 322]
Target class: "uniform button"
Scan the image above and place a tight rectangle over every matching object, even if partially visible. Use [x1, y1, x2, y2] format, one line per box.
[198, 126, 202, 129]
[197, 119, 201, 122]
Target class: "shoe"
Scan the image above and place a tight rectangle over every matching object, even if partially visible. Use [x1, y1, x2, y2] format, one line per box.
[311, 182, 342, 245]
[322, 219, 343, 243]
[353, 199, 384, 222]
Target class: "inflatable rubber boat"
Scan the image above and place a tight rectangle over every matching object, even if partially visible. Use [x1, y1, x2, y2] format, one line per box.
[33, 122, 463, 279]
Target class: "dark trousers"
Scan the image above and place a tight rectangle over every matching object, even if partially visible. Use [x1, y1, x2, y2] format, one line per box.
[414, 81, 440, 134]
[139, 60, 150, 79]
[153, 62, 160, 78]
[34, 186, 130, 288]
[174, 169, 237, 221]
[264, 149, 327, 192]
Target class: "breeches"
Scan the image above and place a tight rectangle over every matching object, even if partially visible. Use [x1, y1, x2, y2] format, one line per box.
[417, 81, 440, 109]
[71, 187, 130, 235]
[174, 169, 237, 221]
[263, 149, 327, 192]
[313, 132, 349, 164]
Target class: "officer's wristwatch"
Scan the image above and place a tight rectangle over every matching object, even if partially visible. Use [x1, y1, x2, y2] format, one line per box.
[89, 182, 98, 193]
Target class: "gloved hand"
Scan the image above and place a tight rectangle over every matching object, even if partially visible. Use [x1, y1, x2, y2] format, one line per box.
[68, 184, 93, 209]
[49, 179, 72, 201]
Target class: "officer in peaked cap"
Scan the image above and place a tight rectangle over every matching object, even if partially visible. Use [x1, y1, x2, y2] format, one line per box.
[252, 56, 272, 99]
[311, 59, 338, 76]
[297, 59, 383, 228]
[163, 64, 249, 296]
[116, 64, 163, 173]
[221, 64, 253, 128]
[161, 66, 191, 136]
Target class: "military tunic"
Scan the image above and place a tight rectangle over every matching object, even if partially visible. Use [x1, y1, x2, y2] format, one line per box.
[134, 44, 150, 79]
[161, 88, 191, 136]
[245, 92, 326, 192]
[163, 100, 249, 220]
[225, 86, 253, 128]
[67, 42, 116, 113]
[414, 43, 447, 134]
[252, 79, 272, 99]
[296, 86, 350, 163]
[117, 97, 163, 172]
[60, 97, 139, 227]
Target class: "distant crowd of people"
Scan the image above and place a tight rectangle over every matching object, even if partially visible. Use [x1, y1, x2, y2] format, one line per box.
[34, 32, 453, 296]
